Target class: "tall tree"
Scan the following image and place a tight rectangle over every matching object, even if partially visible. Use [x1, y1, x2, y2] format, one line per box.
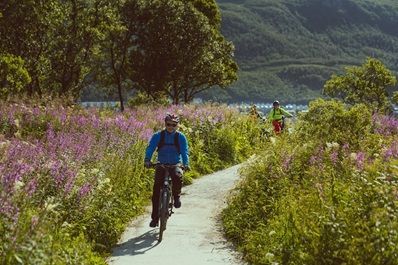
[97, 0, 131, 111]
[323, 58, 397, 112]
[0, 0, 113, 99]
[49, 0, 114, 98]
[124, 0, 237, 104]
[0, 0, 58, 96]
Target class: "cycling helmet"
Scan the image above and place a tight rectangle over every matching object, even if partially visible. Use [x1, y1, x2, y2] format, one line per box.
[273, 100, 280, 106]
[164, 113, 179, 123]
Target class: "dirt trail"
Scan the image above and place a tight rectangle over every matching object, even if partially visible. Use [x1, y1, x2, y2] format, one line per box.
[108, 164, 247, 265]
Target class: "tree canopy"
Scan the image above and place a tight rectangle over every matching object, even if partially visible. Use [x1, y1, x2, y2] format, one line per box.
[0, 0, 114, 97]
[323, 58, 397, 111]
[123, 0, 237, 104]
[0, 0, 237, 107]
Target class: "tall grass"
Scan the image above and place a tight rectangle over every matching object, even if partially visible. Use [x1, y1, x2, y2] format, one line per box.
[0, 101, 262, 264]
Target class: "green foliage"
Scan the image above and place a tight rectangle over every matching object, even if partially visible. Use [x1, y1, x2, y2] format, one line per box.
[393, 91, 398, 104]
[295, 99, 372, 147]
[0, 54, 31, 99]
[127, 91, 169, 107]
[182, 112, 262, 175]
[223, 99, 398, 264]
[0, 0, 236, 104]
[188, 0, 222, 27]
[323, 58, 397, 112]
[0, 0, 55, 96]
[1, 201, 106, 265]
[0, 0, 118, 98]
[123, 0, 237, 104]
[47, 0, 116, 96]
[69, 142, 151, 251]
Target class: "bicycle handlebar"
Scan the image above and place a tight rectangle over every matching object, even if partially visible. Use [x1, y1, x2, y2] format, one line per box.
[147, 162, 186, 170]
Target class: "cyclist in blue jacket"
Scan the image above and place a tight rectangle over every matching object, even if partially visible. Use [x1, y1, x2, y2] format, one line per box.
[144, 113, 190, 228]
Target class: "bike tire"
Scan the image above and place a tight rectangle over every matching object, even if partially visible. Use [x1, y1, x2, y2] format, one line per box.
[158, 190, 169, 242]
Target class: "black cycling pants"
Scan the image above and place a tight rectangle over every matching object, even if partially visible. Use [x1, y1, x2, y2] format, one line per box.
[151, 165, 183, 220]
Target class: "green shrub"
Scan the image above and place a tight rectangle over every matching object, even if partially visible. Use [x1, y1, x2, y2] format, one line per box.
[127, 91, 169, 107]
[295, 99, 372, 148]
[223, 99, 398, 265]
[0, 54, 31, 99]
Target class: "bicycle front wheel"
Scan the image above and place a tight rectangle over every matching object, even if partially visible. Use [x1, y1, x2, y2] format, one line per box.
[158, 190, 169, 242]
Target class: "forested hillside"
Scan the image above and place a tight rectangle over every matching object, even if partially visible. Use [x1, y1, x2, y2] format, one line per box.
[201, 0, 398, 103]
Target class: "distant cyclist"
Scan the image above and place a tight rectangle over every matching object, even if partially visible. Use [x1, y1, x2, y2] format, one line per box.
[144, 113, 190, 228]
[249, 104, 263, 120]
[268, 100, 293, 134]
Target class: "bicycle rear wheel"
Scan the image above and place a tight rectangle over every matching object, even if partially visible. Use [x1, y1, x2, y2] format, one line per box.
[158, 190, 169, 242]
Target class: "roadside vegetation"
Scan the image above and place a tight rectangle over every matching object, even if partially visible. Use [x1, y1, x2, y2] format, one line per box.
[0, 100, 264, 264]
[223, 58, 398, 265]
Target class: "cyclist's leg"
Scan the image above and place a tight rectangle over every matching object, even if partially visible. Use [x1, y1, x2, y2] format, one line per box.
[151, 166, 165, 221]
[170, 166, 183, 207]
[272, 120, 282, 134]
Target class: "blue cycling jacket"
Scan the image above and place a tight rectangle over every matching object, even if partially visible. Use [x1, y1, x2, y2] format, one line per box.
[145, 130, 189, 166]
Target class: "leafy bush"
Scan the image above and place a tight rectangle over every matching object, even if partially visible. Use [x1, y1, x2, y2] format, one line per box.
[295, 99, 372, 148]
[127, 91, 169, 107]
[0, 54, 31, 99]
[223, 99, 398, 265]
[323, 58, 397, 112]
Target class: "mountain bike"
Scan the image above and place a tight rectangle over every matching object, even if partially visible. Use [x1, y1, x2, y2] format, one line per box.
[281, 116, 286, 131]
[151, 163, 182, 242]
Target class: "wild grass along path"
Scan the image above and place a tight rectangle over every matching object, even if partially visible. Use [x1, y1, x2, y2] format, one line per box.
[108, 164, 247, 265]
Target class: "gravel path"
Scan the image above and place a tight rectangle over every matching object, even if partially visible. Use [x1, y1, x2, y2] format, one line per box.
[108, 164, 247, 265]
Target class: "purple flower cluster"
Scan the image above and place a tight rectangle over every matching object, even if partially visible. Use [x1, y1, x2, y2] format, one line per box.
[373, 114, 398, 136]
[309, 147, 324, 166]
[282, 154, 293, 171]
[330, 150, 339, 165]
[355, 152, 366, 170]
[0, 105, 151, 225]
[129, 104, 231, 128]
[0, 102, 234, 231]
[384, 141, 398, 161]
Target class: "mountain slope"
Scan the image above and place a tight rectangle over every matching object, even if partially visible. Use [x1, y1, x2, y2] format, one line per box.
[201, 0, 398, 103]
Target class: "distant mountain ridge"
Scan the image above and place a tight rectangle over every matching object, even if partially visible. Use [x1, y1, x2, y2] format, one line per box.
[201, 0, 398, 103]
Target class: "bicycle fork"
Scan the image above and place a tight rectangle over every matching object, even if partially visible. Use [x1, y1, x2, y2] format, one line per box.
[163, 182, 174, 217]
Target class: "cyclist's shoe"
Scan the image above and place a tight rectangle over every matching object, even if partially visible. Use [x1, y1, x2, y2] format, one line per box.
[174, 196, 181, 208]
[149, 218, 158, 227]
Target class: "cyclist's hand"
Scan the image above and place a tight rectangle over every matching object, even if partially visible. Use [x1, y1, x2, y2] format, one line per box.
[144, 160, 151, 168]
[183, 165, 191, 172]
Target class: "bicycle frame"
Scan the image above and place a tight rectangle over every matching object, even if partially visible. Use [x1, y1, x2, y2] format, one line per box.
[154, 163, 180, 242]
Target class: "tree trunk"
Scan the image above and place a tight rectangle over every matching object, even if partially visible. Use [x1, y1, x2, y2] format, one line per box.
[117, 80, 124, 112]
[110, 45, 124, 112]
[35, 76, 42, 98]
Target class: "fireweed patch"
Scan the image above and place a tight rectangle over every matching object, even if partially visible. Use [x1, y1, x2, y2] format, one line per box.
[0, 101, 261, 264]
